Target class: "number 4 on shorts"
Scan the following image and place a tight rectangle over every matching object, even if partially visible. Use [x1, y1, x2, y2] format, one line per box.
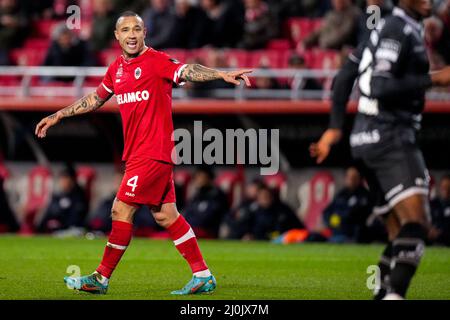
[127, 175, 138, 192]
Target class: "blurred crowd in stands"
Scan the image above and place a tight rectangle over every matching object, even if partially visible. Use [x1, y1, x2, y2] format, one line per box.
[1, 0, 449, 78]
[1, 163, 449, 246]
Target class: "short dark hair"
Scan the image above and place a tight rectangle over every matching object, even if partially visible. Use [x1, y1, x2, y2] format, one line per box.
[60, 163, 77, 180]
[119, 11, 140, 18]
[116, 11, 143, 28]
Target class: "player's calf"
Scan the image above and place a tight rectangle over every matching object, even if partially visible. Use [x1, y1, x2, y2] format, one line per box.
[389, 222, 427, 298]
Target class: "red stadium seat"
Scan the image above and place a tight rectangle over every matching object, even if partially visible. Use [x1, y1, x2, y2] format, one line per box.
[20, 166, 53, 235]
[0, 162, 9, 181]
[215, 170, 244, 208]
[23, 38, 50, 50]
[223, 50, 249, 68]
[311, 49, 340, 70]
[76, 166, 96, 208]
[33, 19, 63, 38]
[10, 49, 47, 66]
[298, 171, 335, 231]
[266, 39, 292, 51]
[286, 18, 315, 46]
[248, 50, 281, 68]
[263, 172, 288, 201]
[186, 48, 211, 64]
[0, 76, 21, 87]
[164, 49, 188, 64]
[99, 49, 122, 66]
[310, 19, 323, 33]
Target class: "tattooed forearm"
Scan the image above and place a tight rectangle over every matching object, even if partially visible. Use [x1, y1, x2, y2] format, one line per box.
[58, 92, 107, 119]
[180, 64, 223, 82]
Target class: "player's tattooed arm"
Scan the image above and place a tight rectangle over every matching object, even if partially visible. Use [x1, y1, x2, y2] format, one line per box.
[180, 64, 252, 86]
[35, 91, 108, 138]
[58, 91, 107, 118]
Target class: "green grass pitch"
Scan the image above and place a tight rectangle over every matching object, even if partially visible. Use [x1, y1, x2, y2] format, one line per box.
[0, 235, 449, 300]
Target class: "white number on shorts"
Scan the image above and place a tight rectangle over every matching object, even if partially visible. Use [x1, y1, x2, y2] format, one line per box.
[127, 175, 138, 192]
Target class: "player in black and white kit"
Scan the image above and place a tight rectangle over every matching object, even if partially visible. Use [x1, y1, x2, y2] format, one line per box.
[310, 0, 450, 300]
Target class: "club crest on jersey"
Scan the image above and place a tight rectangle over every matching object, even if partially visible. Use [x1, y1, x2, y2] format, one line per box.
[116, 64, 123, 78]
[134, 67, 142, 79]
[116, 64, 123, 83]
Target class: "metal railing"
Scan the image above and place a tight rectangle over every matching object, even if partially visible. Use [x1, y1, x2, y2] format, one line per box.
[0, 66, 449, 101]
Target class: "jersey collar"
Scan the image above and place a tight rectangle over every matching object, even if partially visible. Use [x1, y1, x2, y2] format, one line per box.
[120, 47, 150, 65]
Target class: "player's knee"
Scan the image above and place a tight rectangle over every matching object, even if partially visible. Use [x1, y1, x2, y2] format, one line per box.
[153, 211, 177, 228]
[111, 206, 132, 222]
[153, 211, 168, 227]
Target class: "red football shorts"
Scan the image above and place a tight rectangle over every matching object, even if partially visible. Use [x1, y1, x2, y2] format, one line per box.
[116, 158, 176, 207]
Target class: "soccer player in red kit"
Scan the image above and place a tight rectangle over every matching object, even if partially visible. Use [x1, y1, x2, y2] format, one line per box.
[35, 11, 251, 295]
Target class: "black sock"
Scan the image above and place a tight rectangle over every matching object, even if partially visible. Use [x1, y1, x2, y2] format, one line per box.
[374, 241, 392, 300]
[389, 223, 426, 298]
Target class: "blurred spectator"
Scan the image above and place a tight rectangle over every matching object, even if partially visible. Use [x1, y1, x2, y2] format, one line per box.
[43, 23, 96, 81]
[220, 178, 264, 239]
[322, 166, 372, 243]
[0, 175, 19, 232]
[37, 164, 89, 233]
[253, 66, 280, 90]
[429, 175, 450, 246]
[114, 0, 148, 14]
[201, 0, 244, 48]
[187, 50, 234, 98]
[287, 53, 322, 91]
[357, 0, 392, 44]
[248, 184, 303, 240]
[142, 0, 178, 49]
[303, 0, 361, 50]
[88, 170, 161, 234]
[237, 0, 277, 50]
[424, 16, 450, 71]
[51, 0, 79, 20]
[0, 0, 28, 65]
[174, 0, 209, 48]
[436, 0, 450, 30]
[90, 0, 117, 52]
[23, 0, 54, 20]
[183, 166, 229, 238]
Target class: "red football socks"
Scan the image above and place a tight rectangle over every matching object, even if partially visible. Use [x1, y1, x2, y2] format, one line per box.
[167, 215, 209, 274]
[96, 220, 133, 279]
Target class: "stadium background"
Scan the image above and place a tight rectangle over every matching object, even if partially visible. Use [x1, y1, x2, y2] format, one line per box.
[0, 0, 449, 299]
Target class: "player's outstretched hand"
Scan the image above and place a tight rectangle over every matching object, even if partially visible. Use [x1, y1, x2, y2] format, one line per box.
[35, 112, 62, 138]
[221, 69, 252, 86]
[431, 66, 450, 86]
[309, 129, 342, 164]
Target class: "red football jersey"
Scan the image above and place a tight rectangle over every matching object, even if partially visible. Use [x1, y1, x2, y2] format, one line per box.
[96, 47, 186, 163]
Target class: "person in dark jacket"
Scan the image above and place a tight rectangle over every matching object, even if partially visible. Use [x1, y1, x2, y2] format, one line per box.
[142, 0, 178, 49]
[220, 178, 264, 239]
[42, 23, 96, 82]
[37, 164, 88, 233]
[250, 184, 303, 240]
[183, 166, 229, 238]
[200, 0, 244, 48]
[323, 166, 372, 243]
